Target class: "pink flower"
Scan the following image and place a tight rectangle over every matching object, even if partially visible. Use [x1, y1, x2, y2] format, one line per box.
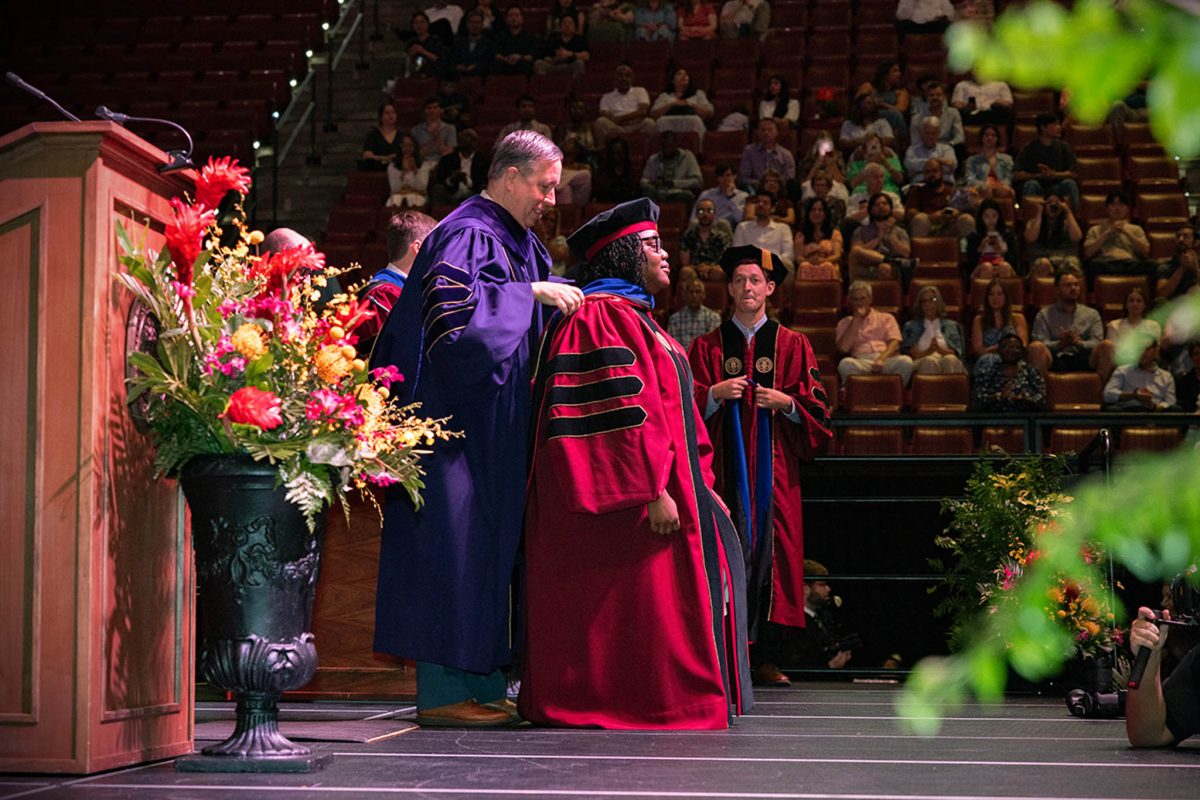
[371, 366, 403, 387]
[222, 387, 284, 430]
[194, 156, 252, 210]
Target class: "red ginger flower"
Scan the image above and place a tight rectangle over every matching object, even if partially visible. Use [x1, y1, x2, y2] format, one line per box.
[253, 244, 326, 298]
[194, 156, 252, 211]
[329, 297, 377, 343]
[164, 198, 216, 289]
[222, 386, 284, 430]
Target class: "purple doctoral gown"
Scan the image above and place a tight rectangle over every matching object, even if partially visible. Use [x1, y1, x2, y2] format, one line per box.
[370, 194, 551, 674]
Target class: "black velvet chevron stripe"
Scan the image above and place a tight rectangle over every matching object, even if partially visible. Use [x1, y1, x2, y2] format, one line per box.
[547, 376, 644, 407]
[546, 406, 647, 439]
[424, 280, 472, 306]
[425, 306, 473, 349]
[547, 346, 636, 374]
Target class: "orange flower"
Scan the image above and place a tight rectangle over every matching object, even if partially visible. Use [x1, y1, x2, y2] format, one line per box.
[230, 323, 267, 359]
[314, 345, 354, 384]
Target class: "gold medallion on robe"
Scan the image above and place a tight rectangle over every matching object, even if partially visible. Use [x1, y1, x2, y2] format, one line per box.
[755, 357, 774, 374]
[724, 357, 743, 376]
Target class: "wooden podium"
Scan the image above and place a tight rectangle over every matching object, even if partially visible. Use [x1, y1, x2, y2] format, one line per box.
[0, 122, 196, 773]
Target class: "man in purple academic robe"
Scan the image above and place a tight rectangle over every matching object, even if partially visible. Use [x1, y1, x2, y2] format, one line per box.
[370, 131, 583, 727]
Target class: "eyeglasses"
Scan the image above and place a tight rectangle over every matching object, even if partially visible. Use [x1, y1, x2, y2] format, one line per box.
[639, 234, 662, 253]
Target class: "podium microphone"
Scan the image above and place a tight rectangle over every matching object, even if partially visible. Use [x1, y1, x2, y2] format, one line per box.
[95, 105, 195, 174]
[6, 71, 81, 122]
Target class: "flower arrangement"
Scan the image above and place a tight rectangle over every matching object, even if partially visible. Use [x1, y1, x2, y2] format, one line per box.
[116, 156, 457, 530]
[933, 456, 1120, 659]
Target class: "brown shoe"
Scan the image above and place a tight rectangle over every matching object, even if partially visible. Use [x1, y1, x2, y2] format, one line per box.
[753, 663, 792, 687]
[481, 698, 522, 722]
[416, 699, 515, 728]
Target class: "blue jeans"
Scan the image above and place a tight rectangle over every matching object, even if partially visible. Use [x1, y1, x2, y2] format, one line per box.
[1021, 178, 1080, 211]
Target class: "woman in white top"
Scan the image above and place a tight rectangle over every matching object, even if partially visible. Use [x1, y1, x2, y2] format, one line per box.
[651, 68, 714, 142]
[758, 75, 799, 129]
[386, 134, 433, 209]
[1093, 286, 1162, 382]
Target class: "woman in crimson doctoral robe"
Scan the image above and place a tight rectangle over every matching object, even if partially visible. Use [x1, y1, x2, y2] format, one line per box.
[519, 198, 753, 729]
[687, 245, 832, 686]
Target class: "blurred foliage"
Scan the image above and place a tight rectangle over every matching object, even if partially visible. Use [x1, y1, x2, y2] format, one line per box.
[900, 448, 1200, 734]
[946, 0, 1200, 157]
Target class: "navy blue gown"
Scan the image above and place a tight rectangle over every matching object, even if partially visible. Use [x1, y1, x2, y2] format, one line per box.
[371, 195, 551, 674]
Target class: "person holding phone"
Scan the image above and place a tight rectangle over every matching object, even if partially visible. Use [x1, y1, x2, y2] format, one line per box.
[905, 158, 975, 239]
[965, 199, 1017, 280]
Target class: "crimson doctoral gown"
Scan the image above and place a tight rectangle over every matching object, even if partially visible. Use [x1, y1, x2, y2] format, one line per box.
[519, 287, 752, 729]
[688, 320, 832, 633]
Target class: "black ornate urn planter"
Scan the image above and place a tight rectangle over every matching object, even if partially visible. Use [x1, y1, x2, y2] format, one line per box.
[176, 455, 328, 772]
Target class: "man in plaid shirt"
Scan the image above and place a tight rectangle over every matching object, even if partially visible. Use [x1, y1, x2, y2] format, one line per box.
[668, 279, 722, 350]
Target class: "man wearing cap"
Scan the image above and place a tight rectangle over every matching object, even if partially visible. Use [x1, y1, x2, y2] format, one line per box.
[520, 198, 753, 729]
[370, 130, 584, 728]
[792, 560, 854, 670]
[687, 245, 833, 688]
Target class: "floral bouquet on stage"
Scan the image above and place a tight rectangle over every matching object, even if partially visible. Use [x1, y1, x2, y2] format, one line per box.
[116, 156, 457, 530]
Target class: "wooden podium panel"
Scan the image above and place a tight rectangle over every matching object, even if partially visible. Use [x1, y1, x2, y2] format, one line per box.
[0, 122, 196, 773]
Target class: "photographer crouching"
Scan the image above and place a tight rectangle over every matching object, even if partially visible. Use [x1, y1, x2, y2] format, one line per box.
[1125, 576, 1200, 746]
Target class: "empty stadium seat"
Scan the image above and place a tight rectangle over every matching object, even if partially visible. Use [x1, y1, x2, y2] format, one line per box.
[1119, 427, 1186, 453]
[1046, 427, 1103, 455]
[1045, 373, 1102, 411]
[910, 374, 970, 413]
[910, 428, 975, 455]
[843, 374, 903, 413]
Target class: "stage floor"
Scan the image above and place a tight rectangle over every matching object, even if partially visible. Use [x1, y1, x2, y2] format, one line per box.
[3, 682, 1198, 799]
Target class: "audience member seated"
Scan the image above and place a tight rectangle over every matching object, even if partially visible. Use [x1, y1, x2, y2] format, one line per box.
[905, 116, 959, 180]
[794, 198, 843, 281]
[902, 285, 968, 375]
[425, 1, 465, 42]
[469, 0, 497, 29]
[742, 170, 794, 226]
[588, 0, 635, 44]
[896, 0, 955, 34]
[1157, 225, 1200, 301]
[386, 134, 433, 208]
[847, 133, 905, 196]
[593, 137, 640, 202]
[412, 97, 458, 164]
[433, 78, 472, 128]
[905, 158, 975, 239]
[789, 560, 855, 670]
[846, 164, 904, 230]
[1173, 341, 1200, 412]
[533, 205, 571, 276]
[595, 64, 658, 145]
[807, 170, 848, 229]
[1092, 287, 1162, 383]
[555, 137, 593, 205]
[971, 278, 1029, 369]
[908, 72, 940, 123]
[759, 75, 800, 130]
[668, 278, 723, 350]
[635, 0, 677, 41]
[677, 0, 718, 39]
[549, 0, 587, 34]
[859, 62, 911, 151]
[693, 162, 748, 229]
[848, 193, 910, 282]
[1014, 112, 1080, 209]
[951, 76, 1014, 129]
[1024, 189, 1084, 281]
[499, 95, 554, 140]
[492, 6, 541, 75]
[1083, 191, 1155, 288]
[1103, 335, 1176, 410]
[965, 199, 1016, 280]
[360, 101, 403, 171]
[534, 14, 589, 74]
[836, 280, 915, 385]
[719, 0, 770, 40]
[799, 133, 849, 198]
[651, 68, 714, 141]
[738, 118, 796, 192]
[681, 197, 733, 274]
[840, 91, 895, 154]
[733, 190, 795, 269]
[1028, 265, 1102, 376]
[451, 10, 494, 79]
[907, 83, 965, 170]
[972, 333, 1046, 411]
[430, 127, 488, 205]
[963, 125, 1014, 205]
[558, 98, 599, 162]
[404, 12, 449, 78]
[640, 130, 703, 203]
